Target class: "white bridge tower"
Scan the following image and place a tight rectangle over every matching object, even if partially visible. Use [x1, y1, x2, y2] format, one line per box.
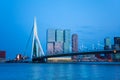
[31, 17, 44, 58]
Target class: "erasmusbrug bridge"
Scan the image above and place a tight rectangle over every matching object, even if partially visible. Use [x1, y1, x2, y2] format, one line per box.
[29, 17, 120, 63]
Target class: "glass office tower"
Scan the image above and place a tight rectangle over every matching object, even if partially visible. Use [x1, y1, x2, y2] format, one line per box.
[47, 29, 71, 55]
[64, 30, 71, 53]
[104, 37, 112, 60]
[47, 29, 55, 42]
[56, 29, 64, 42]
[47, 29, 55, 55]
[113, 37, 120, 61]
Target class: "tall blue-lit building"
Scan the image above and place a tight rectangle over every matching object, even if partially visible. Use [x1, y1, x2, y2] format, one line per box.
[47, 29, 55, 55]
[56, 29, 64, 42]
[55, 29, 64, 54]
[104, 37, 112, 60]
[64, 30, 71, 53]
[113, 37, 120, 61]
[104, 37, 111, 49]
[47, 29, 71, 55]
[47, 29, 55, 42]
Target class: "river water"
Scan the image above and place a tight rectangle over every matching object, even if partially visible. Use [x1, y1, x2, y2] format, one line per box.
[0, 62, 120, 80]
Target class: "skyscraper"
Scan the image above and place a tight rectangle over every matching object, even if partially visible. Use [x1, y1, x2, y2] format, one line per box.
[47, 29, 55, 55]
[104, 37, 111, 49]
[64, 30, 71, 53]
[47, 43, 54, 55]
[72, 34, 78, 60]
[56, 29, 64, 42]
[54, 42, 63, 54]
[55, 29, 64, 54]
[47, 29, 55, 42]
[47, 29, 71, 55]
[72, 34, 78, 52]
[114, 37, 120, 46]
[113, 37, 120, 61]
[64, 30, 70, 42]
[104, 37, 112, 60]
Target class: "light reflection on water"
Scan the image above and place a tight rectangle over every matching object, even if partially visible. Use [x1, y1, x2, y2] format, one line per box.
[0, 62, 120, 80]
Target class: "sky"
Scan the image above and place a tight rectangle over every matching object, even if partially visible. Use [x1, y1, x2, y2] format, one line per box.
[0, 0, 120, 58]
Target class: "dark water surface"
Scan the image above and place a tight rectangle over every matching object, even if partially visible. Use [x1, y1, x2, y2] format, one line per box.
[0, 62, 120, 80]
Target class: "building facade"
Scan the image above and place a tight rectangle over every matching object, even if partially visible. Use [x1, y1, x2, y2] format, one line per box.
[0, 51, 6, 62]
[47, 29, 71, 55]
[47, 29, 55, 42]
[104, 37, 111, 48]
[56, 29, 64, 42]
[72, 34, 78, 60]
[72, 34, 78, 52]
[113, 37, 120, 61]
[104, 37, 112, 60]
[47, 42, 54, 55]
[63, 30, 71, 53]
[114, 37, 120, 46]
[54, 42, 63, 54]
[47, 29, 56, 55]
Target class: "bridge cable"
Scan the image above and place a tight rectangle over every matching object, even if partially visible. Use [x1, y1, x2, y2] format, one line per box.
[23, 26, 34, 57]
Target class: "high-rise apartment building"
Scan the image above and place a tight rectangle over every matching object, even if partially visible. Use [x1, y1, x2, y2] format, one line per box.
[47, 29, 55, 42]
[104, 37, 112, 60]
[47, 43, 54, 55]
[47, 29, 71, 55]
[72, 34, 78, 60]
[54, 42, 63, 54]
[55, 29, 64, 54]
[104, 37, 111, 49]
[47, 29, 55, 55]
[113, 37, 120, 61]
[114, 37, 120, 46]
[64, 30, 71, 53]
[56, 29, 64, 42]
[72, 34, 78, 52]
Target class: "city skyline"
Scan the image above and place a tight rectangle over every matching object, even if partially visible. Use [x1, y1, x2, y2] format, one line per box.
[0, 0, 120, 58]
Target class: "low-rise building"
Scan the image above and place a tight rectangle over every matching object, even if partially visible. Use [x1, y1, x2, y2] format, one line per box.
[0, 51, 6, 62]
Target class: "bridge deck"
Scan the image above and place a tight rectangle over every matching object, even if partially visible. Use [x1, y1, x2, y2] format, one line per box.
[33, 50, 120, 59]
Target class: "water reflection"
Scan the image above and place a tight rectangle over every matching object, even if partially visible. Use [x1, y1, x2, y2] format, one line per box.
[30, 63, 120, 80]
[0, 63, 120, 80]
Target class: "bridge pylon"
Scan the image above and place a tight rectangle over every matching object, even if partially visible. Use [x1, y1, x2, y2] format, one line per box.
[31, 17, 45, 62]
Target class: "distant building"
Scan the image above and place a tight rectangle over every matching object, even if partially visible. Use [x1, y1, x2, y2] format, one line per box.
[63, 30, 71, 53]
[114, 37, 120, 46]
[47, 42, 54, 55]
[54, 42, 63, 54]
[56, 29, 64, 42]
[72, 34, 78, 60]
[55, 29, 64, 54]
[104, 37, 112, 60]
[47, 29, 55, 42]
[47, 29, 55, 55]
[0, 51, 6, 62]
[64, 30, 70, 42]
[104, 37, 111, 49]
[16, 54, 23, 61]
[47, 29, 71, 55]
[72, 34, 78, 52]
[113, 37, 120, 61]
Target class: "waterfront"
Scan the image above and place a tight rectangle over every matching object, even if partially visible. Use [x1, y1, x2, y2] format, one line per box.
[0, 62, 120, 80]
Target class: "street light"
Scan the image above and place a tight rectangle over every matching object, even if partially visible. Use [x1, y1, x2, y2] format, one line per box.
[114, 50, 117, 54]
